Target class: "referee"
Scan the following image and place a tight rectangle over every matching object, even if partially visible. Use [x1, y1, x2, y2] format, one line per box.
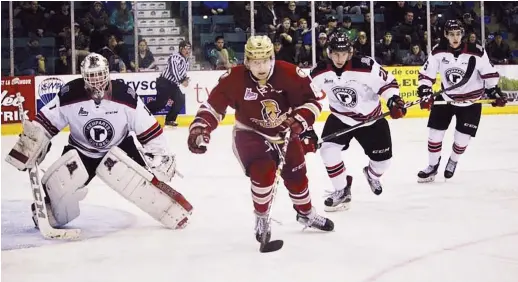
[147, 40, 191, 127]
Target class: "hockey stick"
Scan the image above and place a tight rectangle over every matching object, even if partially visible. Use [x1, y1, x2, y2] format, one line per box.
[258, 131, 291, 253]
[318, 56, 476, 146]
[434, 99, 496, 105]
[16, 93, 81, 240]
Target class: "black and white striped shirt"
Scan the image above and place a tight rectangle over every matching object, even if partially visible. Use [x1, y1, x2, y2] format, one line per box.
[160, 52, 190, 84]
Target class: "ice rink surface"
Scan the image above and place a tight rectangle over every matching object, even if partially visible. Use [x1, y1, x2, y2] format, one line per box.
[2, 115, 518, 282]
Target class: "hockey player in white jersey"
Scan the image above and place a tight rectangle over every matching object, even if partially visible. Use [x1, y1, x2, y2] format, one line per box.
[5, 53, 192, 230]
[416, 20, 507, 183]
[302, 33, 407, 211]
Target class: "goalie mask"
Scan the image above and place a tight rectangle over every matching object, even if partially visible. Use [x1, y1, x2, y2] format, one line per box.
[80, 53, 111, 101]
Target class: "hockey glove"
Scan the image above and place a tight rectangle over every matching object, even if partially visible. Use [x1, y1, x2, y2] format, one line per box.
[417, 85, 434, 110]
[279, 117, 304, 140]
[387, 95, 407, 119]
[299, 127, 319, 154]
[486, 86, 507, 107]
[188, 126, 211, 154]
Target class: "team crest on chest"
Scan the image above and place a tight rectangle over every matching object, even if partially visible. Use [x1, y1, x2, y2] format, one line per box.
[332, 87, 358, 108]
[251, 99, 288, 128]
[83, 118, 115, 148]
[445, 68, 465, 85]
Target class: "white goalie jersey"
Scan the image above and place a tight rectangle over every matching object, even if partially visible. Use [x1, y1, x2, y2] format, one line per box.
[418, 42, 500, 107]
[310, 56, 400, 126]
[35, 78, 165, 158]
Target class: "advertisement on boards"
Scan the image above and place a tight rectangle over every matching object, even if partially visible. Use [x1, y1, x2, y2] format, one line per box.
[494, 65, 518, 104]
[34, 73, 185, 115]
[1, 76, 36, 124]
[32, 64, 518, 119]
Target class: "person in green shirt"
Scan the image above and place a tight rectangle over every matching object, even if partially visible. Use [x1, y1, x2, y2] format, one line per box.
[337, 16, 358, 41]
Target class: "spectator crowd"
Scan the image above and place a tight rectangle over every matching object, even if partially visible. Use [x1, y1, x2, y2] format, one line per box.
[2, 1, 518, 76]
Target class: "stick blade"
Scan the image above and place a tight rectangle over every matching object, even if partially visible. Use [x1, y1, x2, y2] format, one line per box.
[41, 228, 81, 240]
[259, 240, 284, 253]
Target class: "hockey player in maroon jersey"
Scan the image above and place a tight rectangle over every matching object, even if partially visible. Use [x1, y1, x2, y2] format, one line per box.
[187, 35, 334, 244]
[416, 20, 507, 182]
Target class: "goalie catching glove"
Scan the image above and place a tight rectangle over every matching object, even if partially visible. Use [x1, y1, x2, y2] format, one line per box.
[141, 145, 177, 182]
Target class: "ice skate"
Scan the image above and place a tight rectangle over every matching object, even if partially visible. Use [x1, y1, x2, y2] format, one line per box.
[417, 157, 441, 183]
[295, 206, 334, 231]
[254, 211, 271, 243]
[444, 158, 458, 179]
[164, 121, 178, 127]
[324, 175, 353, 212]
[363, 167, 383, 195]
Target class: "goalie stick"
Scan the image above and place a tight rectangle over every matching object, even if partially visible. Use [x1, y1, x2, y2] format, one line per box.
[16, 93, 81, 240]
[318, 56, 476, 146]
[257, 131, 291, 253]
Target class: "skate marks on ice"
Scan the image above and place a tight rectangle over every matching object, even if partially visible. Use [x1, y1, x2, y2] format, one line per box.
[362, 231, 518, 282]
[1, 200, 135, 250]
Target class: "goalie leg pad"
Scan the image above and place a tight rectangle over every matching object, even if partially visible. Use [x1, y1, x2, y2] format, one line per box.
[41, 149, 90, 227]
[96, 147, 192, 229]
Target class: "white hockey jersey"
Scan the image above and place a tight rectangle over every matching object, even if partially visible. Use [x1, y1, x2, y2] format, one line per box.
[311, 56, 400, 126]
[35, 79, 165, 158]
[418, 42, 499, 107]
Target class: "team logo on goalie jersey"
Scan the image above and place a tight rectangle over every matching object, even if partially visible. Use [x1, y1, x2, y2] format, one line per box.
[332, 87, 358, 108]
[83, 118, 115, 148]
[445, 68, 465, 85]
[251, 99, 288, 128]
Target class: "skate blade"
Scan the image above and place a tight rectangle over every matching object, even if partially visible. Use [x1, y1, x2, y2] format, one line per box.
[417, 176, 436, 183]
[324, 202, 351, 212]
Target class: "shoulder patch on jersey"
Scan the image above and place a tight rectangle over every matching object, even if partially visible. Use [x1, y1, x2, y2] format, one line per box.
[350, 56, 374, 71]
[58, 78, 90, 107]
[127, 87, 136, 99]
[360, 57, 372, 66]
[296, 67, 308, 78]
[60, 85, 69, 96]
[110, 80, 138, 109]
[431, 42, 448, 55]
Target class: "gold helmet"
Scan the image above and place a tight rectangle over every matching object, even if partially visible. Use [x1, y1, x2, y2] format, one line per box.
[245, 35, 274, 60]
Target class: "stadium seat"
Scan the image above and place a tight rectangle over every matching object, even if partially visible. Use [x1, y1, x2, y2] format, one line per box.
[345, 14, 364, 23]
[224, 32, 246, 43]
[38, 37, 55, 47]
[212, 15, 234, 25]
[200, 33, 217, 45]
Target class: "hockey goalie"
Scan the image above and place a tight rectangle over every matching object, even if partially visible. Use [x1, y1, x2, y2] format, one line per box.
[5, 53, 192, 233]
